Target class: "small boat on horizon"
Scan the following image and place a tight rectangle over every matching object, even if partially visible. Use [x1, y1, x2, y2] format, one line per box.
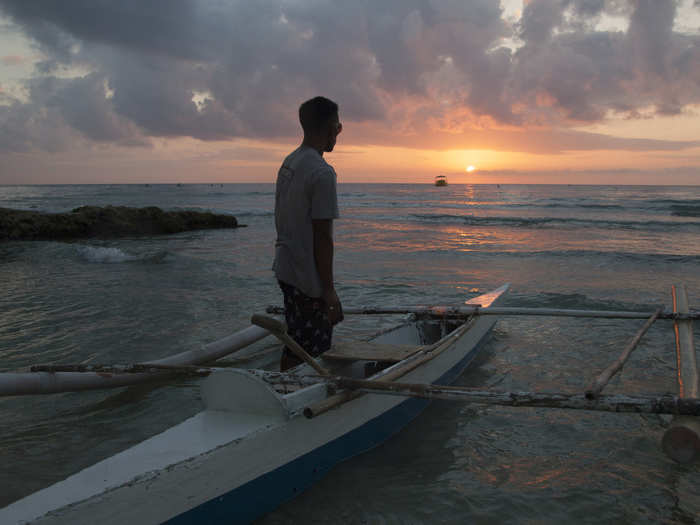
[435, 175, 448, 186]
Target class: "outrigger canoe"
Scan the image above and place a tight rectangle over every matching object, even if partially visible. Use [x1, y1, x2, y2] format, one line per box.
[1, 284, 510, 524]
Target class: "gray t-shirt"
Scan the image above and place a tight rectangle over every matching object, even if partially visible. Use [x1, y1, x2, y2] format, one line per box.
[273, 145, 339, 298]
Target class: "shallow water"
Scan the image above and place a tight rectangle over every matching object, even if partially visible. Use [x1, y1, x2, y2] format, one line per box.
[1, 183, 699, 522]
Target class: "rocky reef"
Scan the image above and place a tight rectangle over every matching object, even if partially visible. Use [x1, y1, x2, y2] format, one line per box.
[0, 206, 241, 241]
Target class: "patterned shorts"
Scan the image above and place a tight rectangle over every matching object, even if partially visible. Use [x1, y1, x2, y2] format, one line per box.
[278, 280, 332, 362]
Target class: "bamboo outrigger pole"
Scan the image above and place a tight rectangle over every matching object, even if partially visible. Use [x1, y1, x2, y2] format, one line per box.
[30, 363, 213, 376]
[585, 308, 662, 399]
[315, 377, 700, 416]
[0, 325, 271, 396]
[662, 284, 700, 463]
[267, 305, 700, 320]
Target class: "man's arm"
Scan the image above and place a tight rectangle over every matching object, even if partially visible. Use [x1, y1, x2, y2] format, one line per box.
[312, 218, 343, 325]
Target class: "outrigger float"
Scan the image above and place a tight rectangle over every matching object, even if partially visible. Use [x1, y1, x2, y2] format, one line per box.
[0, 283, 699, 524]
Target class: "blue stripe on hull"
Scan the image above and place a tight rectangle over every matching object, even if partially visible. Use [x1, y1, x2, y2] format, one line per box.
[165, 324, 494, 525]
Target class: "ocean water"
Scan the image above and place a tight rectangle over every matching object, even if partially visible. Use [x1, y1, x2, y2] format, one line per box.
[1, 183, 699, 523]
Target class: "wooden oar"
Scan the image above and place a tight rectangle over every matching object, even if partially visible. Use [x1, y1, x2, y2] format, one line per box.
[250, 314, 331, 376]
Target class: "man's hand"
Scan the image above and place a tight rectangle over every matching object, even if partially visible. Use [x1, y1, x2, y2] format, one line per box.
[322, 287, 344, 325]
[313, 218, 342, 325]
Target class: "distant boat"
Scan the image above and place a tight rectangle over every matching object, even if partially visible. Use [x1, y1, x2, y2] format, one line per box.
[435, 175, 448, 187]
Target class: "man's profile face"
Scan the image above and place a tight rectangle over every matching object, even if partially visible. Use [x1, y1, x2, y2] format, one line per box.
[324, 115, 342, 152]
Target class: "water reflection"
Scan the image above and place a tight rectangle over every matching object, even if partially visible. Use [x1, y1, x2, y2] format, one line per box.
[1, 183, 699, 521]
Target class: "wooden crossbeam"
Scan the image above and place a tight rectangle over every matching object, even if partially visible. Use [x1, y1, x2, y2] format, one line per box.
[304, 315, 477, 418]
[323, 341, 427, 363]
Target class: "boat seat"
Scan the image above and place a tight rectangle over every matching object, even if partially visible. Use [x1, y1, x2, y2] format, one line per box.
[323, 341, 427, 363]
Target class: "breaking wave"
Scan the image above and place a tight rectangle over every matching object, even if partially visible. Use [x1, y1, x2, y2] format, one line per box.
[75, 245, 168, 263]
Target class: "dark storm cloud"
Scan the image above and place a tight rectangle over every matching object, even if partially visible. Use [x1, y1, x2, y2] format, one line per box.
[0, 0, 698, 153]
[29, 73, 147, 143]
[0, 96, 73, 152]
[520, 0, 565, 45]
[0, 0, 207, 61]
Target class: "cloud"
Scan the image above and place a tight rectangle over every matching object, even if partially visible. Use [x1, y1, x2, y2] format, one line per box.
[0, 54, 27, 65]
[509, 0, 700, 123]
[0, 98, 74, 152]
[345, 119, 700, 153]
[0, 72, 151, 152]
[0, 0, 698, 154]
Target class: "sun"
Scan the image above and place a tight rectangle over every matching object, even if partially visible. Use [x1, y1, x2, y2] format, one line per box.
[466, 165, 476, 172]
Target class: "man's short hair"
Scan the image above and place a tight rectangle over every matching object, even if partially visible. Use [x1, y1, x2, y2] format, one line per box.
[299, 96, 338, 135]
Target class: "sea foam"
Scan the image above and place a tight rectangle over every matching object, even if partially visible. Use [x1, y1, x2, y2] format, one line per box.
[75, 245, 139, 263]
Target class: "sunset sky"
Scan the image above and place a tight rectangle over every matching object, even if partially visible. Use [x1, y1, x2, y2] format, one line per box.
[0, 0, 699, 185]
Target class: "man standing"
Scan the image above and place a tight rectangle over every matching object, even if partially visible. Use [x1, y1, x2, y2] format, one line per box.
[273, 96, 344, 371]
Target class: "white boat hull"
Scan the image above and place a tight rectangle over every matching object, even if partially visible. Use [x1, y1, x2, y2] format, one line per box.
[1, 284, 509, 524]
